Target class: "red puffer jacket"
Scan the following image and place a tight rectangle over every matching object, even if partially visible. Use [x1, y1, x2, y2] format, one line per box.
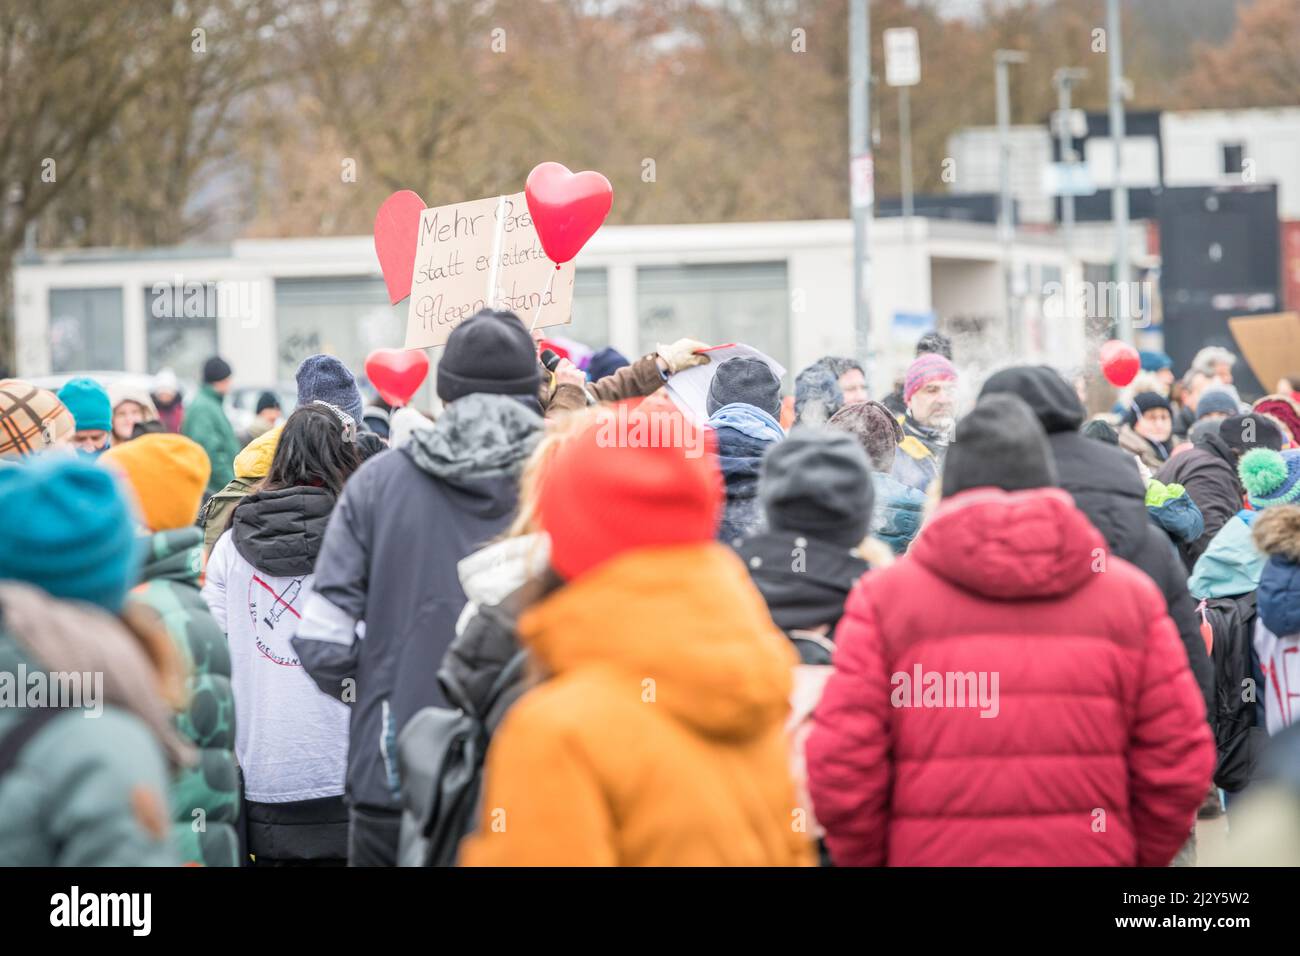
[806, 487, 1215, 867]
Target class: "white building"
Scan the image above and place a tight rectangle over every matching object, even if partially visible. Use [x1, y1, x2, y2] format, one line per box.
[1161, 107, 1300, 219]
[12, 217, 1141, 408]
[946, 125, 1055, 224]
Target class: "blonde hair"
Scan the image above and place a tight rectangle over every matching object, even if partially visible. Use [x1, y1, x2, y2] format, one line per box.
[503, 404, 611, 540]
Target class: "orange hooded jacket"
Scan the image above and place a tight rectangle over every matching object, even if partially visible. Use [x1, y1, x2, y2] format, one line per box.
[460, 542, 813, 867]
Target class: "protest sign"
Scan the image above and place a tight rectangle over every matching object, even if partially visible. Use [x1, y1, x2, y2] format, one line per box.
[1228, 311, 1300, 395]
[665, 343, 786, 423]
[403, 191, 575, 350]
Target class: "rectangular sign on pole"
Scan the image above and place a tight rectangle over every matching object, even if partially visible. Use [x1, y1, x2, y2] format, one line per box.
[1042, 162, 1097, 197]
[404, 191, 575, 350]
[883, 27, 920, 87]
[851, 153, 875, 210]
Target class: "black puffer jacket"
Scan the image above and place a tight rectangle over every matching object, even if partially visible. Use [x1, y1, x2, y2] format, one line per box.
[232, 485, 335, 576]
[732, 530, 870, 648]
[980, 366, 1215, 719]
[1156, 434, 1242, 569]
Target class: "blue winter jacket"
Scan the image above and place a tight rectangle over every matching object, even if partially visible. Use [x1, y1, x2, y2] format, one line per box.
[1189, 511, 1264, 600]
[870, 471, 926, 555]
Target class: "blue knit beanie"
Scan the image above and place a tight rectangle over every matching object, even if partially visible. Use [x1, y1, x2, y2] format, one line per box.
[1139, 350, 1172, 372]
[1196, 388, 1240, 420]
[0, 456, 139, 612]
[295, 355, 363, 423]
[587, 347, 630, 383]
[1240, 448, 1300, 510]
[57, 377, 112, 433]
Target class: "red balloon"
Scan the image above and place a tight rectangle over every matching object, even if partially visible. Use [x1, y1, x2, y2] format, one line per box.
[524, 162, 613, 265]
[365, 348, 429, 407]
[1099, 339, 1140, 387]
[374, 190, 426, 304]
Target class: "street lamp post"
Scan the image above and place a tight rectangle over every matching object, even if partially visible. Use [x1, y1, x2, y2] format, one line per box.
[1107, 0, 1131, 342]
[996, 49, 1028, 355]
[850, 0, 873, 364]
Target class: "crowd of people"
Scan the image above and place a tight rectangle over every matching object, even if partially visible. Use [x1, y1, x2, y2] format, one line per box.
[1, 310, 1298, 867]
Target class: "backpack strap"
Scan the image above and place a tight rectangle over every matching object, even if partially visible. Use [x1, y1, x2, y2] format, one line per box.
[0, 707, 65, 779]
[481, 651, 529, 718]
[1197, 598, 1213, 654]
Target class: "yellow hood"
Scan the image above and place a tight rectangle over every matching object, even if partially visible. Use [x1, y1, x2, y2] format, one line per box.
[234, 424, 281, 479]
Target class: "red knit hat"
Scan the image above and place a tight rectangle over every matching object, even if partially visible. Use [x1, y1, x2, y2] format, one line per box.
[538, 398, 723, 580]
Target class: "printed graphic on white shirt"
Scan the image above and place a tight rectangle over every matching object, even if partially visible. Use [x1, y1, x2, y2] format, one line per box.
[248, 575, 306, 666]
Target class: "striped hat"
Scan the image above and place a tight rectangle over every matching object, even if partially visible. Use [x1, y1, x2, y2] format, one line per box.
[903, 353, 957, 405]
[0, 379, 76, 459]
[1240, 448, 1300, 510]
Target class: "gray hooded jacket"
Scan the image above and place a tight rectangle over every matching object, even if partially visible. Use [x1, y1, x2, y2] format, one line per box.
[293, 393, 542, 812]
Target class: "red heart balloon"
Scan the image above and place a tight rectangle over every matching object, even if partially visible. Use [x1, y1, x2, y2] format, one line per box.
[524, 162, 613, 265]
[374, 190, 426, 304]
[1099, 339, 1140, 387]
[365, 348, 430, 407]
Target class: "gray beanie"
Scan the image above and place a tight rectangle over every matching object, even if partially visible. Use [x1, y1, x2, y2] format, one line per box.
[759, 427, 874, 549]
[296, 355, 364, 423]
[707, 357, 782, 418]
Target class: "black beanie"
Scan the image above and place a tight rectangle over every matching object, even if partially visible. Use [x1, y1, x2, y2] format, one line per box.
[979, 365, 1084, 434]
[203, 356, 232, 384]
[255, 391, 280, 414]
[1129, 391, 1172, 423]
[436, 309, 541, 405]
[942, 393, 1057, 498]
[707, 357, 782, 418]
[759, 427, 874, 549]
[1221, 413, 1284, 455]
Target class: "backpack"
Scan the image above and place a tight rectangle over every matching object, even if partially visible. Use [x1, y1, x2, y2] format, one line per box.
[1201, 593, 1266, 792]
[0, 707, 64, 780]
[395, 650, 527, 867]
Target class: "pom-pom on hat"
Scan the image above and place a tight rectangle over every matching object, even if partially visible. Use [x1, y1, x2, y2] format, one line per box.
[1239, 448, 1300, 510]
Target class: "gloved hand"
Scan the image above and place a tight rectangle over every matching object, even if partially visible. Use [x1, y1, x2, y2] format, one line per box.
[553, 358, 587, 392]
[655, 338, 711, 375]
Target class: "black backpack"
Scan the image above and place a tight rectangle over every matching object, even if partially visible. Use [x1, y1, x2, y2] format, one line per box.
[1201, 593, 1266, 792]
[395, 650, 527, 867]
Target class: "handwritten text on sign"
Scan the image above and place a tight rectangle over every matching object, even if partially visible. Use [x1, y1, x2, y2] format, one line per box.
[403, 191, 575, 349]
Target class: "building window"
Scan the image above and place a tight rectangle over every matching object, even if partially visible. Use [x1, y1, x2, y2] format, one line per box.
[48, 288, 125, 373]
[274, 276, 409, 400]
[564, 268, 609, 349]
[1222, 143, 1244, 176]
[144, 283, 219, 385]
[636, 262, 790, 372]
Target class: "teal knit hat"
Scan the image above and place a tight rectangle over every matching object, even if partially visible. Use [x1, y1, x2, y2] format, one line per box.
[0, 456, 140, 611]
[57, 377, 112, 433]
[1240, 448, 1300, 510]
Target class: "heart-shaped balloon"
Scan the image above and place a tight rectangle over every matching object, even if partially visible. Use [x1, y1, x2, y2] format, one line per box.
[1099, 339, 1140, 387]
[365, 348, 430, 407]
[374, 190, 426, 304]
[525, 162, 613, 265]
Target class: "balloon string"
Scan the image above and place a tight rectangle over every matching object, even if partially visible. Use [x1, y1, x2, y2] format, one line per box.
[529, 268, 558, 334]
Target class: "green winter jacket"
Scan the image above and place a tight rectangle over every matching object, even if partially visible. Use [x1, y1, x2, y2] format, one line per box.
[182, 384, 239, 494]
[0, 608, 177, 866]
[201, 475, 257, 557]
[128, 526, 240, 866]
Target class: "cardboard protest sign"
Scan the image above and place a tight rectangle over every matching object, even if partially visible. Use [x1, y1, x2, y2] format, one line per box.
[665, 344, 787, 423]
[403, 191, 576, 350]
[1228, 311, 1300, 395]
